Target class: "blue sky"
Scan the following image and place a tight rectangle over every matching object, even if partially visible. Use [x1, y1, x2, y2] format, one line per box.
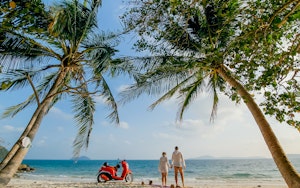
[0, 0, 300, 160]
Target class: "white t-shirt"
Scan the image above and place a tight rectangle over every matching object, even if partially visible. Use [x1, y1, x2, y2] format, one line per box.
[172, 150, 185, 167]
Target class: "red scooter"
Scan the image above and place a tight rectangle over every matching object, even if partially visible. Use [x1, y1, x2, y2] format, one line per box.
[97, 160, 133, 183]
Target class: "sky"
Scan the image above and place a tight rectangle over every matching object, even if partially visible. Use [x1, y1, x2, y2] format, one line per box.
[0, 0, 300, 160]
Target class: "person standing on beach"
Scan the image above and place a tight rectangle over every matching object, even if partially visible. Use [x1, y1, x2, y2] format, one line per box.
[172, 146, 186, 188]
[158, 152, 171, 187]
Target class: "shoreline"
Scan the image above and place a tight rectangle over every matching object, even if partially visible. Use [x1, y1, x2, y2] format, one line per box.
[14, 159, 292, 188]
[7, 177, 288, 188]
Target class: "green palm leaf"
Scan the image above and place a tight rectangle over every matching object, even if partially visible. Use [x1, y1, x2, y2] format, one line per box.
[72, 91, 95, 158]
[97, 76, 120, 124]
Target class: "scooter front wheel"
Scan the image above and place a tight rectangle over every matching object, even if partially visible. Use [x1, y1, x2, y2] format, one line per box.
[125, 173, 133, 182]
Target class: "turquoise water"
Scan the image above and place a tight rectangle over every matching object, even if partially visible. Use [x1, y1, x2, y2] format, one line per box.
[20, 158, 300, 185]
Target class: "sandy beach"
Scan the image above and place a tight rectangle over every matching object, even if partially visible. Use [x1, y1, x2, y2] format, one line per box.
[7, 178, 288, 188]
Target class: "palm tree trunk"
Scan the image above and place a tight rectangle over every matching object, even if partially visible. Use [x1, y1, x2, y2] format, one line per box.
[217, 65, 300, 188]
[0, 109, 46, 186]
[0, 70, 66, 186]
[0, 106, 44, 171]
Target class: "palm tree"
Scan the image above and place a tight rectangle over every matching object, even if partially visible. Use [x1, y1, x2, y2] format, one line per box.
[120, 0, 300, 187]
[0, 0, 123, 185]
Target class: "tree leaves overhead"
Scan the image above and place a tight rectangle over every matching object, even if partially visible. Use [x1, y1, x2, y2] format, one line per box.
[121, 0, 240, 121]
[0, 0, 122, 158]
[234, 0, 300, 128]
[0, 0, 50, 34]
[121, 0, 300, 127]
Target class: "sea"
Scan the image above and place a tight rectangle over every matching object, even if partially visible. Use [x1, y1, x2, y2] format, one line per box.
[19, 158, 300, 186]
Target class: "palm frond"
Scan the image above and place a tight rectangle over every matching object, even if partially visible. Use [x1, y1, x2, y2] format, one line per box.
[207, 70, 226, 121]
[0, 30, 58, 71]
[1, 94, 36, 119]
[207, 73, 219, 122]
[75, 0, 102, 46]
[0, 70, 38, 91]
[119, 55, 196, 105]
[72, 91, 95, 158]
[83, 32, 118, 75]
[50, 0, 101, 50]
[97, 76, 120, 124]
[1, 71, 62, 118]
[108, 58, 140, 79]
[87, 46, 116, 74]
[82, 31, 119, 48]
[177, 71, 206, 121]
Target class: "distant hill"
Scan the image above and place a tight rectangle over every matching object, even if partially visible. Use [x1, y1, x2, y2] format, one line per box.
[189, 154, 300, 160]
[72, 156, 91, 160]
[189, 155, 215, 160]
[287, 154, 300, 159]
[189, 155, 267, 160]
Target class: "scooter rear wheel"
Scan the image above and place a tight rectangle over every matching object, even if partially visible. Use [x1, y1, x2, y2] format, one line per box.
[97, 172, 111, 183]
[125, 173, 133, 182]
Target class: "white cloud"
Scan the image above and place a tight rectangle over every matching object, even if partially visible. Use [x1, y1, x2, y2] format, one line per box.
[0, 125, 23, 133]
[101, 121, 129, 129]
[108, 134, 116, 142]
[164, 118, 225, 140]
[94, 95, 106, 105]
[123, 140, 131, 145]
[119, 121, 129, 129]
[100, 121, 110, 127]
[153, 132, 182, 140]
[57, 126, 64, 132]
[49, 107, 72, 120]
[34, 136, 48, 147]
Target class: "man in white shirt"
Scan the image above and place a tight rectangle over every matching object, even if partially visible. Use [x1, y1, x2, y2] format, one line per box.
[171, 146, 185, 188]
